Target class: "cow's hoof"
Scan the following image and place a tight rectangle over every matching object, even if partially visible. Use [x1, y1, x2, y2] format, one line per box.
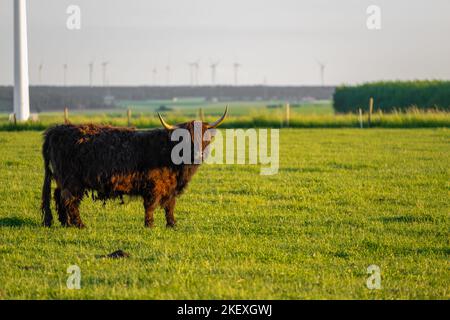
[72, 221, 85, 229]
[144, 222, 155, 228]
[42, 220, 52, 227]
[166, 223, 176, 229]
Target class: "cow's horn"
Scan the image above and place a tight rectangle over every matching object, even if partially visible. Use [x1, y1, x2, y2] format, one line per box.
[207, 106, 228, 128]
[158, 113, 177, 130]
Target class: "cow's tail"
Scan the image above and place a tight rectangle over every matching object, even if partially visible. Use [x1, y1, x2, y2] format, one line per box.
[41, 135, 53, 226]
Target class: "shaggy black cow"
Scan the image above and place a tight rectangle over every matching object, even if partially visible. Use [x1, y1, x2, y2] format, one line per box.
[41, 108, 227, 228]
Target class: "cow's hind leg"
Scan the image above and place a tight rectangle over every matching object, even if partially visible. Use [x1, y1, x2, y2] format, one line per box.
[164, 198, 176, 228]
[143, 196, 158, 228]
[61, 189, 85, 228]
[54, 187, 70, 226]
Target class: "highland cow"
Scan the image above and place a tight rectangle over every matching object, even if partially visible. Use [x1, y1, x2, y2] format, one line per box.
[41, 108, 227, 228]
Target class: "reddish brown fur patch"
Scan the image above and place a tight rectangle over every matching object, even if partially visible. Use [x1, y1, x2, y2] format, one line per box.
[147, 168, 178, 197]
[110, 173, 138, 193]
[76, 124, 135, 144]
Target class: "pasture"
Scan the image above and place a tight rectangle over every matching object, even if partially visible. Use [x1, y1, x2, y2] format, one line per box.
[0, 99, 449, 131]
[0, 128, 448, 299]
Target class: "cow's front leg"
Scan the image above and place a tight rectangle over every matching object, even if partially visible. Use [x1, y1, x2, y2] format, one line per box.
[164, 198, 176, 228]
[54, 188, 69, 226]
[143, 197, 157, 228]
[61, 189, 85, 228]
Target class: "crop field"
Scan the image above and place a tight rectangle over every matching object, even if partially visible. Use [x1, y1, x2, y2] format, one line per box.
[0, 128, 448, 299]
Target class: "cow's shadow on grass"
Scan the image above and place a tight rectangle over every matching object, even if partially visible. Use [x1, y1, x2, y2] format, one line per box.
[0, 217, 39, 228]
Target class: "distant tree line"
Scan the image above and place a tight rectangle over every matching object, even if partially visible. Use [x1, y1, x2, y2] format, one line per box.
[333, 81, 450, 113]
[0, 86, 110, 112]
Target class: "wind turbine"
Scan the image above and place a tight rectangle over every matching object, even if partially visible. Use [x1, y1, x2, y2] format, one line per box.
[152, 67, 158, 86]
[88, 61, 94, 87]
[165, 64, 171, 86]
[233, 62, 241, 86]
[13, 0, 30, 121]
[63, 63, 68, 86]
[38, 62, 43, 84]
[187, 62, 195, 86]
[210, 60, 220, 86]
[316, 60, 326, 86]
[101, 61, 109, 86]
[193, 60, 200, 86]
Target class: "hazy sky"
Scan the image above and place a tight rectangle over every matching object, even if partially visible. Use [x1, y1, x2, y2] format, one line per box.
[1, 0, 449, 86]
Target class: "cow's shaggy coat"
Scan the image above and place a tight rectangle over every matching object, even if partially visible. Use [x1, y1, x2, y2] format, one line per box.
[41, 120, 214, 228]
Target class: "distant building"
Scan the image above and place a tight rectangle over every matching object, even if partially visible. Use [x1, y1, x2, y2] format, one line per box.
[103, 95, 115, 106]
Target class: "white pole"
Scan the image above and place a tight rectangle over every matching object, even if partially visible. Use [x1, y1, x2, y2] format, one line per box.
[13, 0, 30, 121]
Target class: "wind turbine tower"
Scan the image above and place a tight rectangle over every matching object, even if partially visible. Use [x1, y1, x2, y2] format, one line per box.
[193, 60, 200, 86]
[101, 61, 109, 86]
[38, 62, 43, 84]
[63, 64, 68, 86]
[317, 61, 326, 86]
[165, 64, 171, 86]
[88, 61, 94, 87]
[152, 67, 158, 86]
[233, 62, 241, 86]
[210, 61, 220, 86]
[187, 62, 195, 86]
[13, 0, 30, 121]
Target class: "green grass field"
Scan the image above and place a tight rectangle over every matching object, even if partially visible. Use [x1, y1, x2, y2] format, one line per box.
[0, 128, 448, 299]
[1, 99, 449, 131]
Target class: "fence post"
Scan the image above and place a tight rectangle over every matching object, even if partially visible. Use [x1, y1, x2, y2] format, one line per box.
[13, 113, 17, 125]
[368, 97, 374, 127]
[127, 108, 132, 127]
[64, 107, 69, 124]
[359, 108, 363, 128]
[198, 108, 204, 122]
[285, 103, 290, 127]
